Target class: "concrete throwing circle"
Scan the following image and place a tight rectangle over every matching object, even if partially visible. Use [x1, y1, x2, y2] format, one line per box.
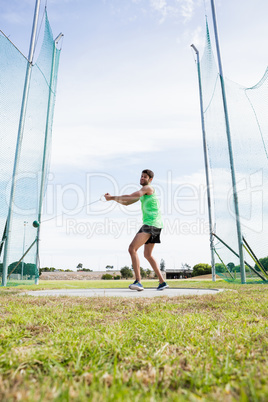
[26, 288, 224, 298]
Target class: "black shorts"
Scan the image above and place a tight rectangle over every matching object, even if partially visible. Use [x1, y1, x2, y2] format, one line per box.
[138, 225, 162, 244]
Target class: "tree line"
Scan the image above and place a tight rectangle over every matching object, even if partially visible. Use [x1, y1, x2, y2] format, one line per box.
[0, 262, 37, 276]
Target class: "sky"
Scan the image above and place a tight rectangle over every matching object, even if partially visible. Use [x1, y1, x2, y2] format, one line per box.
[0, 0, 268, 271]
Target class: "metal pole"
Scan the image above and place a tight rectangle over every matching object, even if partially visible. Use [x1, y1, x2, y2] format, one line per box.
[210, 0, 246, 284]
[213, 232, 266, 281]
[191, 44, 216, 282]
[2, 0, 41, 286]
[21, 221, 28, 279]
[35, 32, 63, 285]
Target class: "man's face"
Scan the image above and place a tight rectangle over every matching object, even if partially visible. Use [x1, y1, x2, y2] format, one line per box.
[140, 173, 151, 186]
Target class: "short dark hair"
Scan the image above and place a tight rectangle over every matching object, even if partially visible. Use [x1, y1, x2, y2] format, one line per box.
[142, 169, 154, 179]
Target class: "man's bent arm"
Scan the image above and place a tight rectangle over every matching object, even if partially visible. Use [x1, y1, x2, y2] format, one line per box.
[105, 188, 148, 205]
[110, 195, 139, 205]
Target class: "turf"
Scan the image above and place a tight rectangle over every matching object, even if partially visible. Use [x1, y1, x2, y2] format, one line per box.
[0, 281, 267, 401]
[7, 278, 234, 291]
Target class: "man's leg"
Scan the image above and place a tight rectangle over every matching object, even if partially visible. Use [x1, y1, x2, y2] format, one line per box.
[144, 243, 165, 283]
[129, 232, 151, 282]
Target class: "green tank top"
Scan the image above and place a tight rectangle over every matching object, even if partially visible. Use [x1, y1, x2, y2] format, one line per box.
[140, 188, 163, 228]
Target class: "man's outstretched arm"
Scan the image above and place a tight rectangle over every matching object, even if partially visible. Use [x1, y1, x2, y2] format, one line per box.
[105, 187, 148, 205]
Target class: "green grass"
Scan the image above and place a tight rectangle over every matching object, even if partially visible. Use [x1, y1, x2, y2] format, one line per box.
[6, 278, 234, 291]
[0, 281, 267, 401]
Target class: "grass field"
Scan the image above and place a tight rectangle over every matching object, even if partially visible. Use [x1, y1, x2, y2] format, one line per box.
[7, 278, 241, 291]
[0, 280, 267, 401]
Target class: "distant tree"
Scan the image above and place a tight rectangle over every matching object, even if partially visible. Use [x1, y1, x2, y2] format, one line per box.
[146, 268, 152, 278]
[160, 259, 165, 272]
[41, 267, 49, 272]
[120, 266, 133, 279]
[78, 268, 93, 272]
[181, 263, 191, 270]
[101, 274, 113, 280]
[106, 265, 114, 270]
[197, 267, 205, 276]
[260, 257, 268, 271]
[227, 262, 235, 272]
[76, 263, 83, 270]
[234, 265, 241, 273]
[215, 263, 225, 273]
[7, 261, 22, 275]
[25, 263, 37, 278]
[8, 262, 37, 276]
[39, 267, 56, 273]
[192, 263, 211, 277]
[254, 257, 268, 272]
[140, 267, 147, 279]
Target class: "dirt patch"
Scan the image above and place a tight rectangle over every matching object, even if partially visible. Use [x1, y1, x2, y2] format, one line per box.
[39, 271, 122, 280]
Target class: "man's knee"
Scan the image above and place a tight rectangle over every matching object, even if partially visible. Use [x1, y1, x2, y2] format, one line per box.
[128, 244, 136, 255]
[144, 249, 151, 260]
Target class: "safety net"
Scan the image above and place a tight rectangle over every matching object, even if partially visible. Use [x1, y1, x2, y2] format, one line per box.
[0, 11, 61, 286]
[199, 23, 268, 283]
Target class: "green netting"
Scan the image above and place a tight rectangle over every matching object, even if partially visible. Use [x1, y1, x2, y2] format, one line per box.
[200, 24, 268, 283]
[0, 11, 61, 286]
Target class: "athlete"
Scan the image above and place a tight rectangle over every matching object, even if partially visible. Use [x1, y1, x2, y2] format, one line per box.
[104, 169, 169, 291]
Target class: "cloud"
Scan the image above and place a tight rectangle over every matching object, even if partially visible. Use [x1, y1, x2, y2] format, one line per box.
[183, 25, 205, 50]
[180, 0, 194, 21]
[146, 0, 200, 23]
[150, 0, 167, 14]
[51, 124, 192, 169]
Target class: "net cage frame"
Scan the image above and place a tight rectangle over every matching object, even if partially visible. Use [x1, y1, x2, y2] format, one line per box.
[192, 12, 268, 284]
[0, 9, 62, 286]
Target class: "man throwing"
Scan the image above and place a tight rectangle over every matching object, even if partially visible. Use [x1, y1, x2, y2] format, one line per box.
[104, 169, 169, 291]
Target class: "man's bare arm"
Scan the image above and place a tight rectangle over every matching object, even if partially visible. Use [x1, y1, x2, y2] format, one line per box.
[112, 195, 140, 206]
[105, 186, 150, 205]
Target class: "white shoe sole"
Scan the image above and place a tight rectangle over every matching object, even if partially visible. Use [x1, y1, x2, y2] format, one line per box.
[129, 285, 144, 291]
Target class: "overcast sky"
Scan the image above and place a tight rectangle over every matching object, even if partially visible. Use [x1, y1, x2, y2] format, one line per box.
[0, 0, 268, 271]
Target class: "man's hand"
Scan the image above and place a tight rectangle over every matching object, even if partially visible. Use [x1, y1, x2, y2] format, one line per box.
[104, 193, 112, 201]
